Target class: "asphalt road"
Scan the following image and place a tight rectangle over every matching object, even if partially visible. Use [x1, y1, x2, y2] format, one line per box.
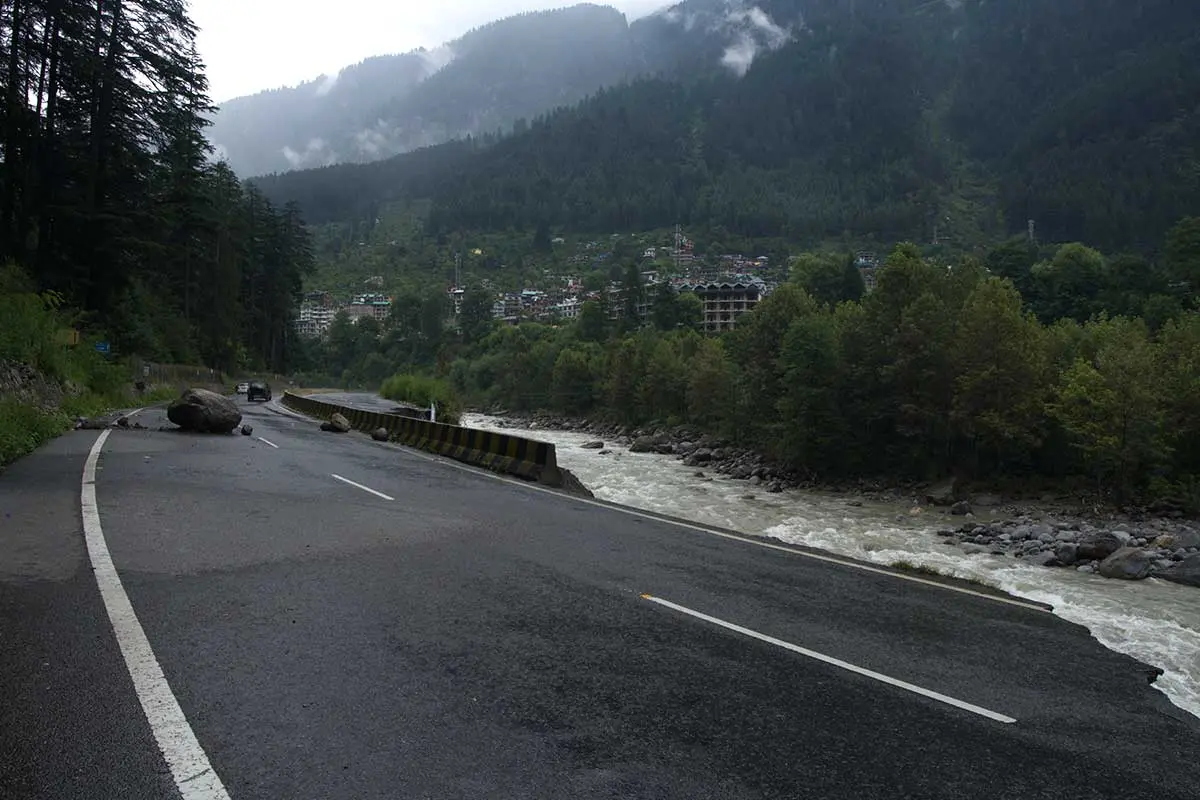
[314, 391, 412, 414]
[2, 398, 1198, 799]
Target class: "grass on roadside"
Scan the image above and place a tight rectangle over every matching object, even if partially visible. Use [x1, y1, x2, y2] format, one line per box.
[0, 386, 178, 469]
[0, 398, 70, 467]
[380, 373, 462, 425]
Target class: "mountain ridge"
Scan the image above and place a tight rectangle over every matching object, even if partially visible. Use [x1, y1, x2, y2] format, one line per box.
[252, 0, 1200, 253]
[208, 2, 811, 178]
[210, 4, 641, 176]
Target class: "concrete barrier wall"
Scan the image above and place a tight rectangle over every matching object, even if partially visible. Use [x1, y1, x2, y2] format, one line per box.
[281, 392, 562, 487]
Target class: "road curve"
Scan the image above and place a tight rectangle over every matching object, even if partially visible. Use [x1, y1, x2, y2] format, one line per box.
[1, 398, 1198, 799]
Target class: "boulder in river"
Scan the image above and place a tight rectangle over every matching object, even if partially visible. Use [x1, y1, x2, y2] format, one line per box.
[1098, 547, 1156, 580]
[1157, 554, 1200, 588]
[372, 427, 389, 442]
[580, 440, 604, 449]
[630, 435, 656, 453]
[241, 425, 253, 436]
[1077, 532, 1124, 561]
[924, 477, 958, 506]
[167, 388, 242, 434]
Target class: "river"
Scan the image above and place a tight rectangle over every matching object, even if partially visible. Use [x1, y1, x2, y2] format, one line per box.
[466, 413, 1200, 721]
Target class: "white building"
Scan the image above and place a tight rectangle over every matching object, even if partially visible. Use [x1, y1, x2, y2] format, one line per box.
[296, 304, 338, 338]
[346, 293, 391, 323]
[554, 296, 581, 319]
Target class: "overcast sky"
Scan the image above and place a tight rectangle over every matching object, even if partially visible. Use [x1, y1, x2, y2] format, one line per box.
[191, 0, 669, 102]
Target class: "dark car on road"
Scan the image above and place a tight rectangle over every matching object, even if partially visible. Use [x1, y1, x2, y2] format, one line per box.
[246, 380, 272, 402]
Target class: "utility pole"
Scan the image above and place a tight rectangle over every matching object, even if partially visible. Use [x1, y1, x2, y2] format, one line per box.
[674, 223, 682, 275]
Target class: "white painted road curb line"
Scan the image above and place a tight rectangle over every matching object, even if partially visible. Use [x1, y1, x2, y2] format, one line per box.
[332, 473, 395, 501]
[82, 429, 232, 799]
[641, 593, 1018, 725]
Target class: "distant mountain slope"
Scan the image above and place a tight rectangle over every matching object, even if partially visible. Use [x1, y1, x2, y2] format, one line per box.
[253, 0, 1200, 252]
[209, 4, 640, 177]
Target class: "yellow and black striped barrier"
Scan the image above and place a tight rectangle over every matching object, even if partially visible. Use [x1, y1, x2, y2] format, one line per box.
[280, 392, 562, 487]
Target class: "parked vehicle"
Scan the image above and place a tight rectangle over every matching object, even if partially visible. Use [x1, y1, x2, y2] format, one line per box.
[246, 380, 272, 402]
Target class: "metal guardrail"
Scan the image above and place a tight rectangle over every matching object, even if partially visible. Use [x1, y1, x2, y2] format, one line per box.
[281, 391, 562, 487]
[130, 359, 225, 388]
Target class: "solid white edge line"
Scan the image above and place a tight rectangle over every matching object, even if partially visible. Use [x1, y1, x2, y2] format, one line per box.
[641, 594, 1017, 725]
[82, 430, 232, 799]
[331, 473, 395, 501]
[256, 437, 279, 449]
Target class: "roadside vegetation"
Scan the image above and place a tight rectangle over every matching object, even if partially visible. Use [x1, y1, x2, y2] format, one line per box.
[303, 219, 1200, 512]
[380, 374, 462, 425]
[0, 265, 174, 467]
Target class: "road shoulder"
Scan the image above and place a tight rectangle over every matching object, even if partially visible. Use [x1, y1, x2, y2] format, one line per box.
[0, 431, 174, 799]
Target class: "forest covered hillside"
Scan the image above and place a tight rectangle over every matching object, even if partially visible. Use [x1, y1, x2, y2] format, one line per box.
[255, 0, 1200, 254]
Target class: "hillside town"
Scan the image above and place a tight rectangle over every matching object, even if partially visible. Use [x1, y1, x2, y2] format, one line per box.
[295, 236, 883, 339]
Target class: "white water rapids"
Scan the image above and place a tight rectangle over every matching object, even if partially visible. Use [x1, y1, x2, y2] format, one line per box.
[466, 413, 1200, 721]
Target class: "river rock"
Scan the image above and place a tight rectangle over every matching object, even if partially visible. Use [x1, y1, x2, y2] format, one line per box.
[1077, 532, 1124, 561]
[972, 493, 1003, 507]
[1098, 547, 1156, 580]
[630, 435, 655, 453]
[1023, 551, 1059, 567]
[925, 477, 958, 506]
[1055, 543, 1079, 566]
[950, 501, 972, 516]
[167, 388, 242, 434]
[1157, 554, 1200, 588]
[1154, 529, 1200, 550]
[241, 425, 253, 436]
[372, 427, 390, 441]
[580, 440, 604, 449]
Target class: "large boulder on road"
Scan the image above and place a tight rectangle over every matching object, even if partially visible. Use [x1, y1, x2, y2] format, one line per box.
[320, 412, 352, 433]
[167, 388, 241, 434]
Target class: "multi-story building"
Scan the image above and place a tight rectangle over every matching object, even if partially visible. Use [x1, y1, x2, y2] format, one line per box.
[346, 293, 391, 323]
[680, 281, 764, 333]
[295, 292, 340, 338]
[553, 296, 581, 320]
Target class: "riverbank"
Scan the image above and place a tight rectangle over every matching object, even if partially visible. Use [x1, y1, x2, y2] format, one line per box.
[484, 411, 1200, 589]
